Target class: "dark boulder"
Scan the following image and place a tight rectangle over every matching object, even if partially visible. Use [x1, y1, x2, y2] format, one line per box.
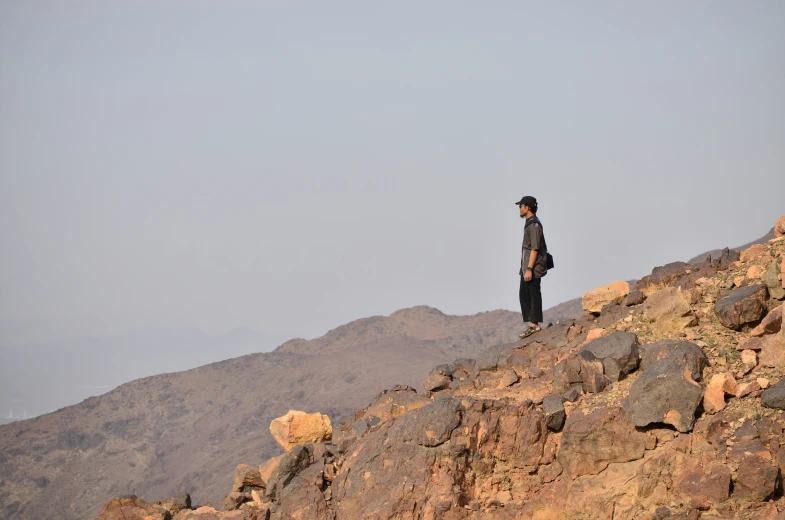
[624, 289, 646, 306]
[542, 394, 566, 431]
[714, 284, 768, 330]
[762, 378, 785, 409]
[624, 353, 703, 432]
[638, 340, 708, 381]
[579, 331, 639, 383]
[264, 445, 313, 500]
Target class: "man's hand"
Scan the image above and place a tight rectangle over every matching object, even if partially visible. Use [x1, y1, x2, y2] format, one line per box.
[524, 269, 533, 282]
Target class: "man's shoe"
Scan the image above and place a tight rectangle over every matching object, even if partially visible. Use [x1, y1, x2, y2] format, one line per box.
[519, 326, 541, 339]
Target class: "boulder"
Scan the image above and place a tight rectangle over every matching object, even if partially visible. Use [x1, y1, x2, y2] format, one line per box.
[737, 336, 763, 351]
[542, 393, 566, 431]
[231, 464, 264, 493]
[579, 331, 639, 383]
[258, 454, 285, 486]
[762, 261, 785, 299]
[96, 496, 168, 520]
[733, 454, 779, 501]
[558, 407, 648, 478]
[563, 386, 582, 402]
[740, 244, 766, 263]
[747, 265, 763, 279]
[759, 333, 785, 369]
[751, 304, 782, 336]
[643, 287, 697, 333]
[578, 350, 609, 394]
[762, 378, 785, 409]
[713, 284, 768, 330]
[673, 455, 731, 510]
[624, 289, 646, 306]
[585, 328, 605, 342]
[735, 380, 760, 398]
[638, 340, 708, 381]
[264, 444, 315, 500]
[423, 364, 454, 395]
[497, 368, 519, 388]
[155, 493, 191, 516]
[624, 354, 703, 432]
[703, 374, 730, 414]
[775, 215, 785, 237]
[740, 349, 757, 367]
[638, 262, 691, 290]
[553, 355, 583, 393]
[269, 410, 332, 452]
[582, 281, 630, 314]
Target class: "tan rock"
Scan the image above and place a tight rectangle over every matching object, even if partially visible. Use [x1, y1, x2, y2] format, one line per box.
[582, 281, 630, 314]
[720, 372, 738, 395]
[758, 378, 771, 389]
[643, 287, 697, 334]
[734, 276, 746, 287]
[760, 333, 785, 369]
[232, 464, 264, 493]
[258, 453, 285, 484]
[747, 265, 763, 279]
[735, 381, 761, 398]
[269, 410, 332, 452]
[741, 244, 766, 263]
[781, 257, 785, 289]
[703, 375, 728, 414]
[751, 305, 783, 337]
[775, 215, 785, 237]
[585, 328, 605, 342]
[740, 349, 757, 367]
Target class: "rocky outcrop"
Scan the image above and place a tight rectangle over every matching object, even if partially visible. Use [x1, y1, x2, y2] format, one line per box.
[96, 496, 169, 520]
[558, 407, 648, 478]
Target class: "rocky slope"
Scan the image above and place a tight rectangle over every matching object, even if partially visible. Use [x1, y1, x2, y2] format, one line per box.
[0, 306, 558, 520]
[98, 216, 785, 519]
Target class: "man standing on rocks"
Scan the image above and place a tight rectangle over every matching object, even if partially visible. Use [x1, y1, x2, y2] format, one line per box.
[516, 196, 549, 338]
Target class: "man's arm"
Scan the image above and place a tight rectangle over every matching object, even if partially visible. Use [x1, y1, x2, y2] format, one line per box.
[528, 250, 538, 270]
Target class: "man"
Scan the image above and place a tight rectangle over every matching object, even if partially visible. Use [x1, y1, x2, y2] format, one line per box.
[516, 195, 548, 338]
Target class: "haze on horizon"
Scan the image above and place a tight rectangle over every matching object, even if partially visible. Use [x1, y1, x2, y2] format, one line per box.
[1, 1, 784, 352]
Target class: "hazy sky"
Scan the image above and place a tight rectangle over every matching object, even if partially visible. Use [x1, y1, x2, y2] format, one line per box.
[1, 1, 784, 345]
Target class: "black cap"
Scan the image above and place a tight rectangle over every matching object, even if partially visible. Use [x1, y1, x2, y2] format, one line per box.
[515, 196, 537, 208]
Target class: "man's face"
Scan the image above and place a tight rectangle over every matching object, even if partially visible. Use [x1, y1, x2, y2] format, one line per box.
[519, 204, 528, 218]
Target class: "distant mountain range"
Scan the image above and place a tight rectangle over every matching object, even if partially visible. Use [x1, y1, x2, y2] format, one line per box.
[0, 326, 285, 421]
[0, 306, 530, 520]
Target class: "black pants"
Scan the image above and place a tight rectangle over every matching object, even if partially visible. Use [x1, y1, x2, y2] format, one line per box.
[519, 276, 543, 324]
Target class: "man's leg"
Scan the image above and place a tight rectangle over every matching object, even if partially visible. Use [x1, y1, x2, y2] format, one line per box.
[529, 277, 543, 324]
[519, 277, 541, 336]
